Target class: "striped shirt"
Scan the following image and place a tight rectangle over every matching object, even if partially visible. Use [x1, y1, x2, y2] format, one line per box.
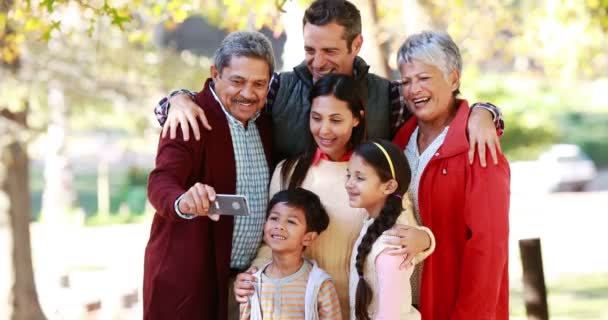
[209, 86, 270, 270]
[240, 260, 342, 320]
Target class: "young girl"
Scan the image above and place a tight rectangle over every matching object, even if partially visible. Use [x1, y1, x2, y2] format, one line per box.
[346, 140, 435, 320]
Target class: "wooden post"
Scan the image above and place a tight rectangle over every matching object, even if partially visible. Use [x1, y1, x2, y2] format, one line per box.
[519, 238, 549, 320]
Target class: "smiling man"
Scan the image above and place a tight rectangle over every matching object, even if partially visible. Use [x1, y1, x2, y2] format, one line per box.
[143, 31, 275, 320]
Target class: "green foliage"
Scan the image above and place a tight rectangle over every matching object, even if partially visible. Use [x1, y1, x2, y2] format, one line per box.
[418, 0, 608, 80]
[560, 112, 608, 167]
[462, 71, 608, 163]
[117, 166, 149, 214]
[500, 110, 558, 161]
[586, 0, 608, 32]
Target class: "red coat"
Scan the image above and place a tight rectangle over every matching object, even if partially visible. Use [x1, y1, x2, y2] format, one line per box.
[143, 79, 273, 320]
[394, 99, 510, 320]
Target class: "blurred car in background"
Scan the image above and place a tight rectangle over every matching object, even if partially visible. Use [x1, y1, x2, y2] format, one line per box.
[510, 144, 598, 193]
[538, 144, 597, 192]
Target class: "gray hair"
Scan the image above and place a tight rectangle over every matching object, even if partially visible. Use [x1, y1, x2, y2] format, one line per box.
[397, 31, 462, 83]
[213, 31, 276, 76]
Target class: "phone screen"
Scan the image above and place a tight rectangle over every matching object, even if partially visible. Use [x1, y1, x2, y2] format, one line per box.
[209, 194, 250, 216]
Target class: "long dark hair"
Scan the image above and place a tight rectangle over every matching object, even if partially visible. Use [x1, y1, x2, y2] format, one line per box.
[281, 73, 367, 189]
[353, 139, 411, 320]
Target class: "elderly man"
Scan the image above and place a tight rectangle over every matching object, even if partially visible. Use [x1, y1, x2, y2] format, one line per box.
[143, 31, 275, 320]
[155, 0, 504, 166]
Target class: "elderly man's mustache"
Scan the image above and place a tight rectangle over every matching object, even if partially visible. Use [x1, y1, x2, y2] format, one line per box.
[232, 96, 259, 105]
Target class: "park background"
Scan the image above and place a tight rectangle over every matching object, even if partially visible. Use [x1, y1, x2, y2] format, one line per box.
[1, 0, 607, 319]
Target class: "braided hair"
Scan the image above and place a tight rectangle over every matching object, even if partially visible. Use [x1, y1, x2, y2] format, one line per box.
[353, 139, 411, 320]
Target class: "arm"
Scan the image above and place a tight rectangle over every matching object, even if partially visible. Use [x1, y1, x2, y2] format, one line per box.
[157, 90, 210, 141]
[317, 279, 342, 320]
[147, 122, 204, 221]
[382, 196, 435, 263]
[410, 226, 435, 265]
[381, 224, 434, 265]
[374, 251, 413, 320]
[451, 156, 510, 319]
[155, 89, 196, 126]
[388, 81, 413, 136]
[264, 73, 280, 113]
[467, 102, 504, 167]
[155, 74, 280, 141]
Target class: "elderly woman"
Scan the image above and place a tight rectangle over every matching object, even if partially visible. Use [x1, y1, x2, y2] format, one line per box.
[392, 31, 510, 319]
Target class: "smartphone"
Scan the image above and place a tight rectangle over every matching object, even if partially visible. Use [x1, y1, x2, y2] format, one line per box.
[209, 194, 250, 216]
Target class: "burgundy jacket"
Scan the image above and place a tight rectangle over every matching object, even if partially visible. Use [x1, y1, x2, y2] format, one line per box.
[143, 79, 273, 320]
[394, 99, 510, 320]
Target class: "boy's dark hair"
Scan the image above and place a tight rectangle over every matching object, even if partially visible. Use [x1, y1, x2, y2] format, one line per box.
[266, 188, 330, 234]
[303, 0, 362, 52]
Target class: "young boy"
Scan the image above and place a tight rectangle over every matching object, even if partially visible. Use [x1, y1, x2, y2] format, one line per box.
[240, 188, 342, 320]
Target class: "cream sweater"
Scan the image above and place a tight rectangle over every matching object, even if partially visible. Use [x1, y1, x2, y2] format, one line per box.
[251, 159, 367, 318]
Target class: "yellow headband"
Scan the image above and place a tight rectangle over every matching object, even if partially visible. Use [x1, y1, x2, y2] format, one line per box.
[373, 142, 395, 179]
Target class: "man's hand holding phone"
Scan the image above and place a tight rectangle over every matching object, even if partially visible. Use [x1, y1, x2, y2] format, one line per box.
[178, 183, 221, 221]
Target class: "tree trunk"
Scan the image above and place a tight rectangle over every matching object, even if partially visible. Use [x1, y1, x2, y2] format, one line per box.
[40, 81, 76, 223]
[0, 110, 47, 320]
[351, 0, 391, 78]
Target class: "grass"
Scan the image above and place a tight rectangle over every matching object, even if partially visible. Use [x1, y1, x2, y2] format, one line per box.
[510, 273, 608, 319]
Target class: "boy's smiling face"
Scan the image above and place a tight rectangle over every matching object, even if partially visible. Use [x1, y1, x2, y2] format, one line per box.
[263, 202, 318, 253]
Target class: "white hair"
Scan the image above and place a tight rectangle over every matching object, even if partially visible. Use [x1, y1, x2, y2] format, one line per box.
[397, 31, 462, 83]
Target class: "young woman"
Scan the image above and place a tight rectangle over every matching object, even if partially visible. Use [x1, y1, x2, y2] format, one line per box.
[346, 140, 434, 320]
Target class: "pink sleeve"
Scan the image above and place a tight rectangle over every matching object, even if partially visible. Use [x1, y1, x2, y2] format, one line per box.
[374, 251, 410, 320]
